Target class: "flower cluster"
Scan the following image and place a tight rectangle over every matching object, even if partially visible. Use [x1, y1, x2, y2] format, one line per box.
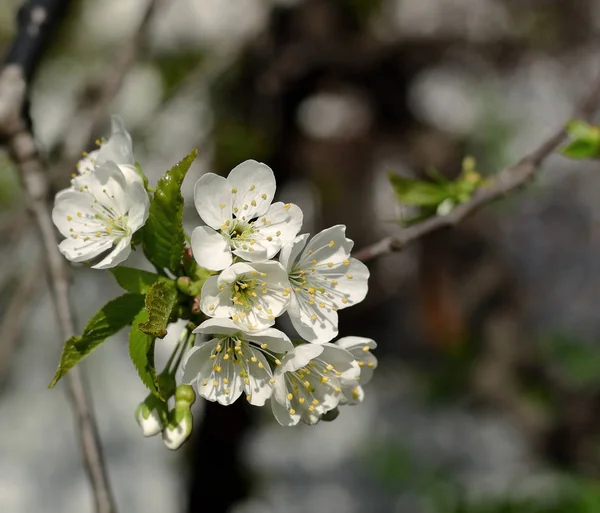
[183, 161, 376, 426]
[50, 116, 378, 450]
[52, 115, 149, 269]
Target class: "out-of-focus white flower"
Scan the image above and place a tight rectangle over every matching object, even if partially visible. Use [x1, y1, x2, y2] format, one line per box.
[181, 318, 293, 406]
[279, 225, 369, 343]
[76, 115, 143, 187]
[191, 160, 303, 270]
[52, 162, 149, 269]
[199, 261, 291, 331]
[270, 343, 359, 426]
[335, 336, 378, 405]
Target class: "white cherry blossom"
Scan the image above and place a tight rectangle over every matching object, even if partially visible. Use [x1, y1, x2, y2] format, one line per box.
[192, 160, 303, 270]
[199, 261, 292, 331]
[76, 115, 143, 186]
[335, 336, 378, 405]
[270, 343, 359, 426]
[181, 318, 293, 406]
[279, 225, 369, 344]
[52, 162, 149, 269]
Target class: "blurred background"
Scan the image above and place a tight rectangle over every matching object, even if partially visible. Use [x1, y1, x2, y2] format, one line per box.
[2, 0, 600, 512]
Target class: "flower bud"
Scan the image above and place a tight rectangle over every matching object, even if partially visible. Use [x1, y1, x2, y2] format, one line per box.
[162, 407, 193, 450]
[175, 384, 196, 405]
[135, 402, 163, 437]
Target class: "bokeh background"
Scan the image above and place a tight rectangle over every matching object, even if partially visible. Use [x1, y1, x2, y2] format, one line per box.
[2, 0, 600, 512]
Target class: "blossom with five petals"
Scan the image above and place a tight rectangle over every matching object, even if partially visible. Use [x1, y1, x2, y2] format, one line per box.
[52, 162, 149, 269]
[181, 318, 293, 406]
[199, 261, 292, 331]
[279, 225, 369, 343]
[192, 160, 303, 270]
[270, 343, 359, 426]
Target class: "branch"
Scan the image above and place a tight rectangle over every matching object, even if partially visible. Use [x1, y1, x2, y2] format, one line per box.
[0, 2, 117, 513]
[0, 255, 43, 384]
[354, 76, 600, 262]
[60, 0, 161, 164]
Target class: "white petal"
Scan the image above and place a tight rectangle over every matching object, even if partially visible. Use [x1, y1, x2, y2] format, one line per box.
[181, 340, 218, 384]
[215, 358, 244, 406]
[194, 173, 233, 230]
[341, 383, 364, 405]
[253, 203, 303, 258]
[227, 160, 275, 219]
[335, 336, 377, 351]
[117, 164, 144, 186]
[126, 182, 150, 231]
[287, 293, 339, 344]
[271, 396, 300, 426]
[217, 262, 256, 284]
[279, 234, 309, 271]
[245, 328, 293, 354]
[92, 236, 132, 269]
[336, 337, 378, 384]
[52, 190, 99, 237]
[199, 276, 234, 318]
[231, 243, 268, 263]
[280, 343, 324, 374]
[298, 225, 353, 268]
[58, 237, 113, 263]
[320, 258, 369, 309]
[191, 225, 233, 271]
[320, 344, 359, 376]
[193, 318, 241, 336]
[242, 346, 274, 406]
[96, 115, 135, 166]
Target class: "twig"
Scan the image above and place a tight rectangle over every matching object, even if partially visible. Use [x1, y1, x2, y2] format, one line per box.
[0, 255, 43, 383]
[61, 0, 161, 164]
[0, 2, 117, 513]
[354, 75, 600, 262]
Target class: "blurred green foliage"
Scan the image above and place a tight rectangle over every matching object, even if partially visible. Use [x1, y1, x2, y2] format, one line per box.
[213, 120, 270, 174]
[389, 157, 485, 225]
[152, 51, 205, 100]
[365, 439, 600, 513]
[538, 333, 600, 387]
[0, 154, 20, 209]
[561, 120, 600, 160]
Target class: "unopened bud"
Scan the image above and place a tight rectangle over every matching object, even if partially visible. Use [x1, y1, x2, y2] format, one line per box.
[162, 407, 193, 450]
[135, 402, 163, 437]
[175, 384, 196, 405]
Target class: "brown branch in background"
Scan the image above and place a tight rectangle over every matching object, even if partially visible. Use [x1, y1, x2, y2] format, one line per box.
[0, 256, 43, 383]
[354, 75, 600, 262]
[60, 0, 162, 165]
[0, 2, 117, 513]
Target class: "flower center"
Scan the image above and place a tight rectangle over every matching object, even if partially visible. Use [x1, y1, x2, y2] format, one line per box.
[231, 276, 260, 310]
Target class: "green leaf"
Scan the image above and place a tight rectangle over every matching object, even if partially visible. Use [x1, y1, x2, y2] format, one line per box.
[142, 148, 198, 274]
[139, 280, 179, 338]
[389, 173, 451, 206]
[561, 120, 600, 159]
[110, 266, 169, 295]
[129, 310, 162, 399]
[49, 293, 145, 387]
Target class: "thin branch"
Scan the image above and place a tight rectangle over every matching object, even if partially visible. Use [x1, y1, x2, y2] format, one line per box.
[60, 0, 162, 165]
[0, 255, 42, 383]
[0, 2, 116, 513]
[354, 76, 600, 262]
